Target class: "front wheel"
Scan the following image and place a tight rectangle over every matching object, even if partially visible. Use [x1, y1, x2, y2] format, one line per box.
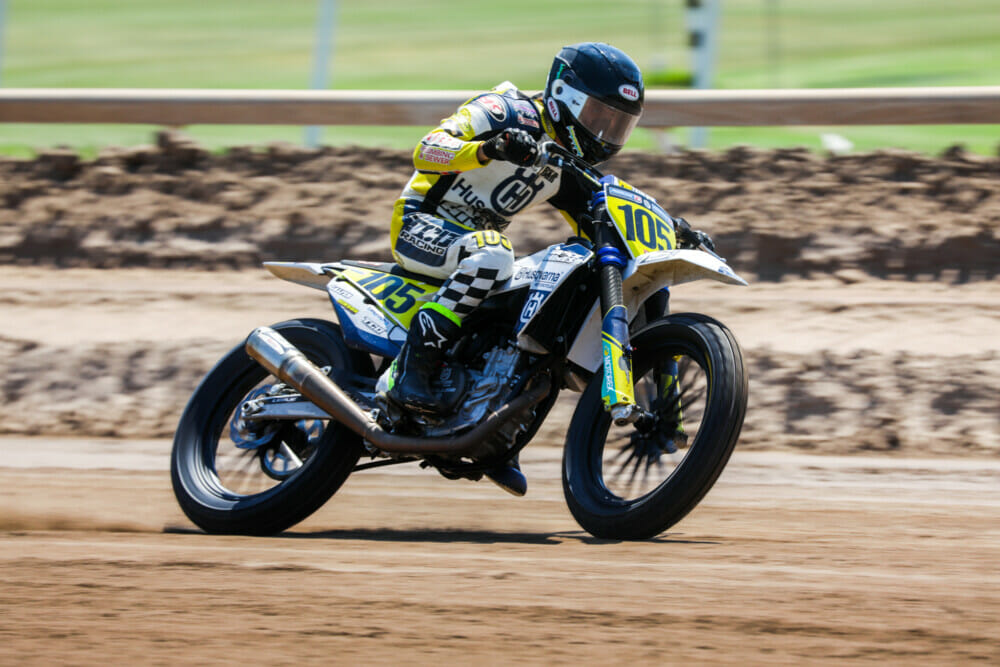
[170, 319, 374, 535]
[562, 313, 748, 540]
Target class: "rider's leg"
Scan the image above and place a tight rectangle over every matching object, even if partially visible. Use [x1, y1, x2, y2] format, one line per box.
[390, 212, 515, 412]
[391, 215, 525, 494]
[433, 238, 528, 495]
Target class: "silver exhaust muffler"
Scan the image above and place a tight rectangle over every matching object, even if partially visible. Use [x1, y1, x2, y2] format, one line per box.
[245, 327, 550, 456]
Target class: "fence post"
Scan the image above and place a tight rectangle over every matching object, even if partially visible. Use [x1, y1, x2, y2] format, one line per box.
[304, 0, 337, 148]
[0, 0, 6, 87]
[686, 0, 721, 148]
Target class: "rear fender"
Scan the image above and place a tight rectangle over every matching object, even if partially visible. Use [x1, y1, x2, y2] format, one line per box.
[264, 261, 334, 290]
[264, 261, 440, 358]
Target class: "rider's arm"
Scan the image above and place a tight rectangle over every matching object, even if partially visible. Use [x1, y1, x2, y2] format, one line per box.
[413, 83, 539, 174]
[412, 96, 495, 174]
[412, 125, 486, 174]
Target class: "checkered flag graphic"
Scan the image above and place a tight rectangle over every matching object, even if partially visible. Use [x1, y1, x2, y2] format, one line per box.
[434, 267, 502, 317]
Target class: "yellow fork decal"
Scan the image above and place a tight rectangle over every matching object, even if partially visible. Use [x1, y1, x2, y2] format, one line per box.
[600, 306, 636, 410]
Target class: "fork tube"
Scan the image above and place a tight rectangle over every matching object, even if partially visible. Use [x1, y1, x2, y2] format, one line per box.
[595, 229, 636, 415]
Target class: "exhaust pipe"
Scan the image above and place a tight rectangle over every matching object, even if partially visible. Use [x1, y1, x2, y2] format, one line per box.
[245, 327, 550, 456]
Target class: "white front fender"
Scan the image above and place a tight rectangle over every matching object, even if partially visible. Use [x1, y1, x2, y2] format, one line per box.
[566, 250, 747, 374]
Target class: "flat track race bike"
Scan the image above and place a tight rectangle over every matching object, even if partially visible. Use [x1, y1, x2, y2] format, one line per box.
[171, 142, 749, 540]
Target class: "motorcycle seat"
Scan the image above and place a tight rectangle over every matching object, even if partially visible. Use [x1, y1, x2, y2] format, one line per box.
[338, 259, 447, 287]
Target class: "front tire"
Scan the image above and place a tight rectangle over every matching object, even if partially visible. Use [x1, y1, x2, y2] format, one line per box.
[562, 314, 748, 540]
[171, 319, 374, 535]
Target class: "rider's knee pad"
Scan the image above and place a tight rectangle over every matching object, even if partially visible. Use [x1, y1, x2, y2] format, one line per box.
[451, 231, 515, 281]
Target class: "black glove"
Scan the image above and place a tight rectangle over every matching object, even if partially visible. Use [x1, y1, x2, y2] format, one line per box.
[673, 216, 716, 252]
[481, 129, 539, 167]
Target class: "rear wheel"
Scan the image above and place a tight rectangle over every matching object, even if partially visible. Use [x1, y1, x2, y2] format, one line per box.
[562, 314, 748, 540]
[170, 319, 373, 535]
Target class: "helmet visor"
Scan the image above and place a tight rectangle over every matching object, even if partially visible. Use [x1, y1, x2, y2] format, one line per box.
[551, 79, 641, 147]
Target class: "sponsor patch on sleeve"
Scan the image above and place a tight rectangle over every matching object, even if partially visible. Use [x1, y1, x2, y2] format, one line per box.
[462, 103, 494, 136]
[475, 94, 507, 122]
[511, 99, 540, 129]
[422, 131, 463, 150]
[417, 145, 456, 165]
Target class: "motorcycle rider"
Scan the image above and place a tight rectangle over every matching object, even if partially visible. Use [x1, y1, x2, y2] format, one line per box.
[386, 42, 645, 495]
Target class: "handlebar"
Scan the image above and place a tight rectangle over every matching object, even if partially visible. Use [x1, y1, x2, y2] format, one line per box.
[534, 139, 724, 260]
[534, 141, 604, 188]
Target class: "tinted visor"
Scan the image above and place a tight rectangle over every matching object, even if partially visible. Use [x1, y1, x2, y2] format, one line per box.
[551, 79, 640, 146]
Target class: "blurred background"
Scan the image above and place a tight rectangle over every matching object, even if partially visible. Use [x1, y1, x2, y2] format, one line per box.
[1, 0, 998, 155]
[1, 2, 999, 663]
[0, 0, 996, 459]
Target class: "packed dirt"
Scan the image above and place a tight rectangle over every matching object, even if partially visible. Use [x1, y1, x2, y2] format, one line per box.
[2, 268, 998, 457]
[1, 135, 997, 455]
[1, 444, 998, 664]
[0, 138, 998, 663]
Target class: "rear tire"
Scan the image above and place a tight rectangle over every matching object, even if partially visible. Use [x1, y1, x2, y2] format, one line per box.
[171, 319, 373, 535]
[562, 314, 748, 540]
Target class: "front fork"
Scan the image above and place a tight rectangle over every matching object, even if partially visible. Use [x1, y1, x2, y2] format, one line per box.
[595, 223, 641, 426]
[595, 216, 677, 427]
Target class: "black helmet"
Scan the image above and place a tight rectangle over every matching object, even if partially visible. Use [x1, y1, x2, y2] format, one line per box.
[543, 42, 644, 164]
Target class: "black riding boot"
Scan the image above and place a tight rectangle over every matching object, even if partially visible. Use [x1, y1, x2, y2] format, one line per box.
[484, 455, 527, 496]
[386, 307, 460, 415]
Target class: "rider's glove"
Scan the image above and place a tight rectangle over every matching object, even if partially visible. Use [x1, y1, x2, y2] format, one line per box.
[481, 129, 539, 167]
[673, 216, 716, 252]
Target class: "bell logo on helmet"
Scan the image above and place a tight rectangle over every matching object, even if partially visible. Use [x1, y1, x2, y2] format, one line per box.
[546, 97, 560, 122]
[619, 84, 640, 101]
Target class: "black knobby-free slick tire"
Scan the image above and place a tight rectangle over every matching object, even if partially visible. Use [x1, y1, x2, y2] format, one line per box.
[170, 319, 373, 535]
[562, 313, 748, 540]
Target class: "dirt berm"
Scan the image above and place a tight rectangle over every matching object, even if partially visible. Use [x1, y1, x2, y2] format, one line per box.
[1, 134, 998, 456]
[2, 132, 998, 279]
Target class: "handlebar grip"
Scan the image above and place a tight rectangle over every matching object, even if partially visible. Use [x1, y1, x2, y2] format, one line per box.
[533, 141, 560, 168]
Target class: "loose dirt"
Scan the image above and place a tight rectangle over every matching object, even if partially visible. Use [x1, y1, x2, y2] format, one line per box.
[3, 267, 997, 456]
[2, 134, 998, 280]
[0, 139, 997, 663]
[0, 444, 998, 664]
[1, 138, 998, 454]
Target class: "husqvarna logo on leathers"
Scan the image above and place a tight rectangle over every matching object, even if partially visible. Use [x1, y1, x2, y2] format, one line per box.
[491, 168, 545, 216]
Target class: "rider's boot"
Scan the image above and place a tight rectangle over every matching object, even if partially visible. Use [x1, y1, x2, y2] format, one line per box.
[386, 305, 460, 415]
[484, 455, 527, 496]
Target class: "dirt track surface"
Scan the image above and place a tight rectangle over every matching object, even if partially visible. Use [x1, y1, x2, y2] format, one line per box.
[1, 139, 998, 453]
[3, 267, 997, 455]
[1, 142, 998, 662]
[1, 441, 998, 664]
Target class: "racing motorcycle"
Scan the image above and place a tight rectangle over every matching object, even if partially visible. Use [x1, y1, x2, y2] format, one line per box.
[171, 142, 748, 540]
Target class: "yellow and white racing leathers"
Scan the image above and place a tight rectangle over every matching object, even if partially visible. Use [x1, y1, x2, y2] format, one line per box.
[391, 81, 592, 326]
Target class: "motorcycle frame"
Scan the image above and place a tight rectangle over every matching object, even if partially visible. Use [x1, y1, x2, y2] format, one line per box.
[260, 176, 748, 394]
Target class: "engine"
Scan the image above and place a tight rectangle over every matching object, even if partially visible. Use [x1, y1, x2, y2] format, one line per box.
[423, 344, 522, 438]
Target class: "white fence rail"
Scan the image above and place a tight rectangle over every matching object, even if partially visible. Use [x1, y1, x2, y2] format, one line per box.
[0, 87, 997, 127]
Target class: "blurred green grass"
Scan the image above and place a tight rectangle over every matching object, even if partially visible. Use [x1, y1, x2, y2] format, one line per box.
[2, 0, 998, 156]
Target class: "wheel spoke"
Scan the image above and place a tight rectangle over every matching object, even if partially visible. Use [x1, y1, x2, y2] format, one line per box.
[213, 373, 328, 493]
[599, 349, 709, 502]
[279, 442, 304, 468]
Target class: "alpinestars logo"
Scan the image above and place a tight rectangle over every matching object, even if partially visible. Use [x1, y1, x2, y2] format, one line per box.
[418, 311, 448, 349]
